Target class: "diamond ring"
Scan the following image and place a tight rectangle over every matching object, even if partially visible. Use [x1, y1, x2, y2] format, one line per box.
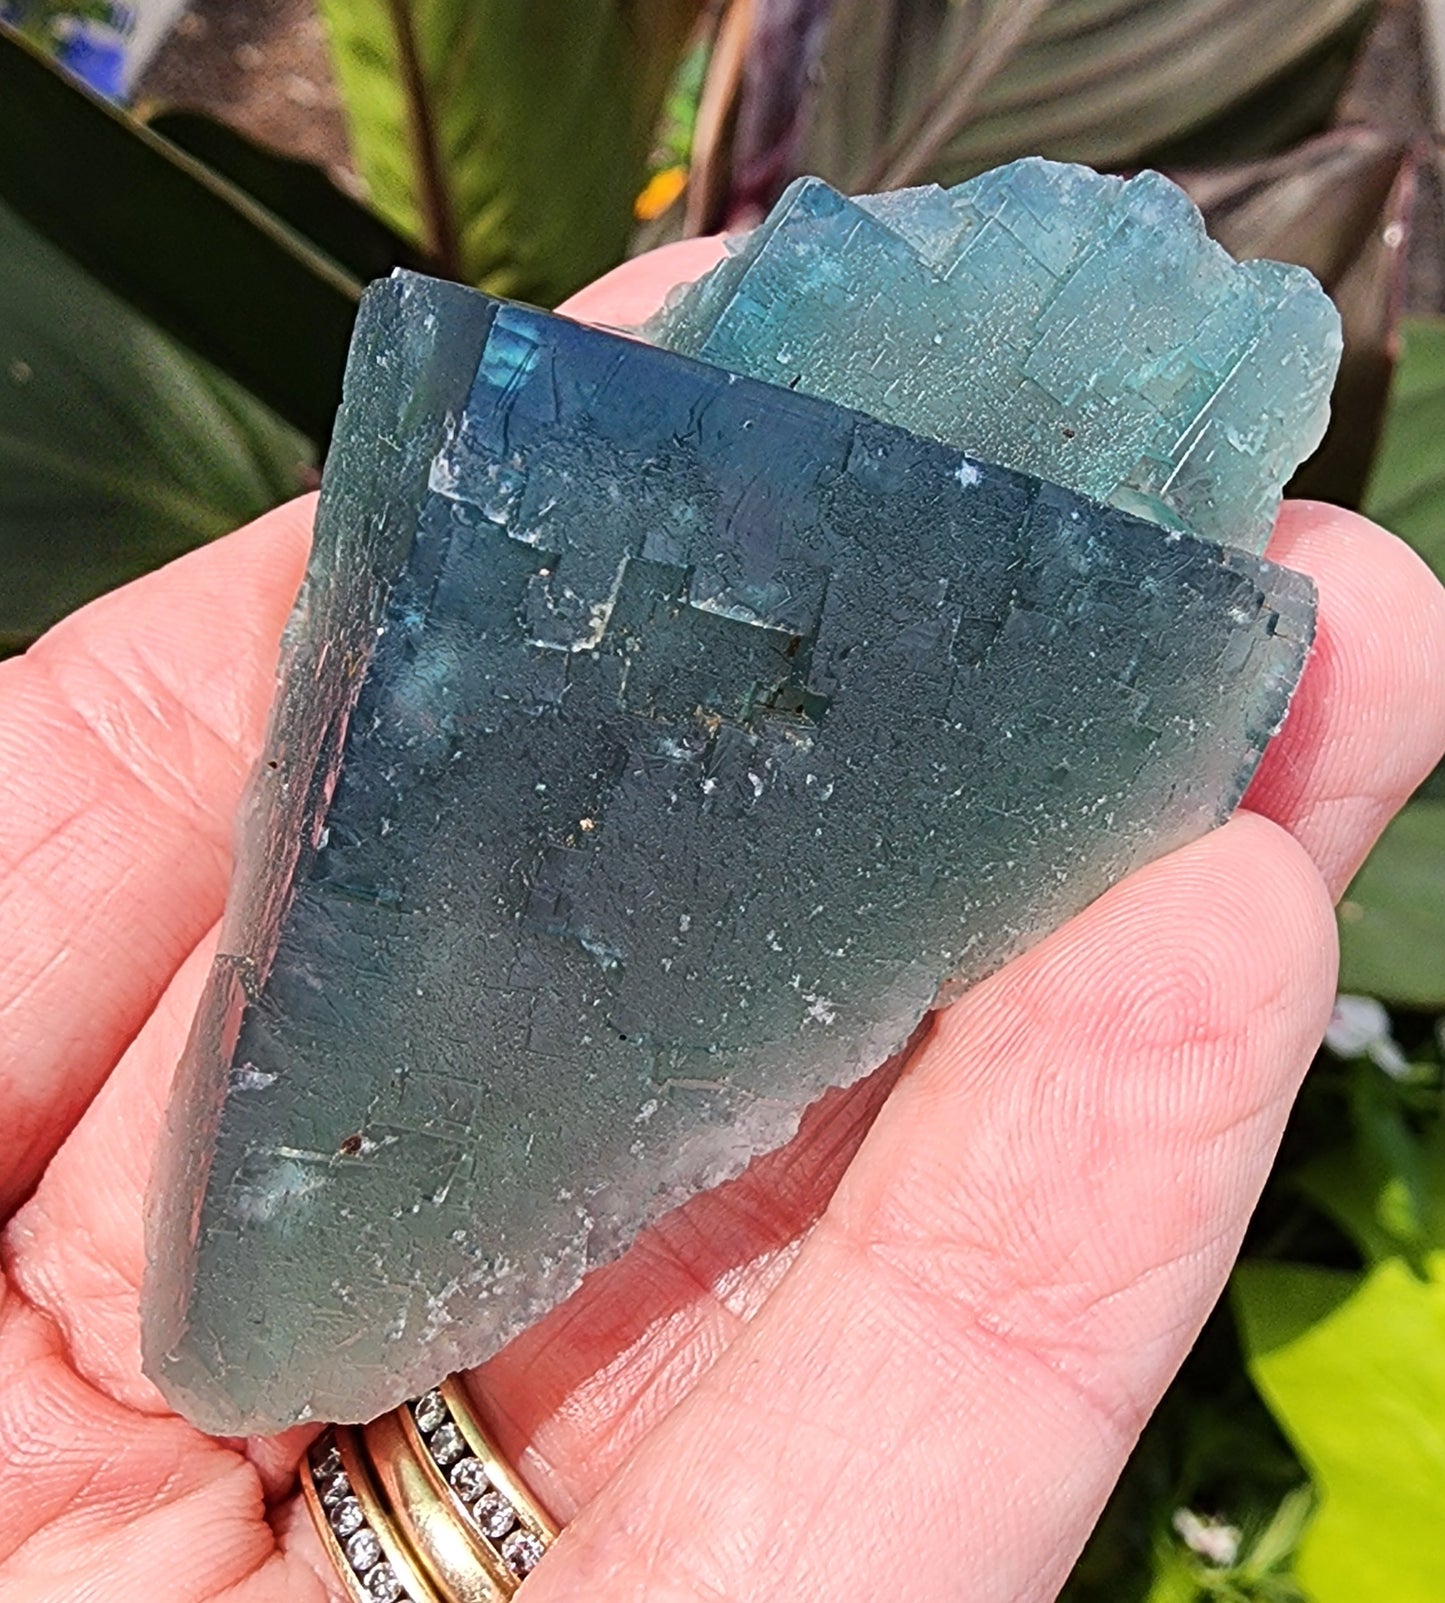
[301, 1377, 558, 1601]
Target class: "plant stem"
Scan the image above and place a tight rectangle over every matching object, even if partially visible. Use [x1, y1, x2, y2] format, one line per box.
[383, 0, 463, 279]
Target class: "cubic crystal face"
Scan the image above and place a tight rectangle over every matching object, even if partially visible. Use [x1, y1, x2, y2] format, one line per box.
[649, 159, 1341, 553]
[142, 265, 1317, 1434]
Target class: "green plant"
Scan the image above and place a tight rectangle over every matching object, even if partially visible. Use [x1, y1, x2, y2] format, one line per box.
[3, 4, 1444, 1595]
[318, 0, 701, 302]
[0, 4, 704, 646]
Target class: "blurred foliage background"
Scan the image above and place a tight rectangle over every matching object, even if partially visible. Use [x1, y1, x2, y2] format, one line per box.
[2, 1, 1443, 1595]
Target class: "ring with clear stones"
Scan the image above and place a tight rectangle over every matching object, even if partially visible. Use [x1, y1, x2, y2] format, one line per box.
[300, 1378, 558, 1601]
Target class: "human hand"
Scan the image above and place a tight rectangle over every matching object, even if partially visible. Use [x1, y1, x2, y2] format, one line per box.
[2, 245, 1444, 1603]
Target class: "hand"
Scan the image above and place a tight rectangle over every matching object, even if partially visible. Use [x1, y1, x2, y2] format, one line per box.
[2, 244, 1443, 1603]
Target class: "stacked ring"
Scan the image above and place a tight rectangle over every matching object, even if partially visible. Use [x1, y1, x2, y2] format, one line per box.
[301, 1380, 559, 1601]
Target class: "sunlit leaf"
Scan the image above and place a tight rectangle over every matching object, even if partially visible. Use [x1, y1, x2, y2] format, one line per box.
[0, 23, 358, 441]
[317, 0, 701, 304]
[0, 199, 309, 652]
[1236, 1255, 1445, 1603]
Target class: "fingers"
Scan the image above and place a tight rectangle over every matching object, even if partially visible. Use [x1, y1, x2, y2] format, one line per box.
[521, 813, 1337, 1602]
[2, 934, 217, 1418]
[0, 499, 313, 1214]
[558, 237, 726, 328]
[0, 1284, 329, 1603]
[1248, 501, 1445, 898]
[1, 926, 321, 1507]
[473, 1051, 908, 1517]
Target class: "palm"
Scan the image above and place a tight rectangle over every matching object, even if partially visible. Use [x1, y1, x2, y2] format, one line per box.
[3, 250, 1443, 1603]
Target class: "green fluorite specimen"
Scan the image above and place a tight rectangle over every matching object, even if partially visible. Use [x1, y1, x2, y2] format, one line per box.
[649, 160, 1341, 552]
[144, 169, 1329, 1435]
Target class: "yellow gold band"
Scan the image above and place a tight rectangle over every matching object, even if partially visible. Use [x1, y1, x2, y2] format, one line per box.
[301, 1382, 558, 1601]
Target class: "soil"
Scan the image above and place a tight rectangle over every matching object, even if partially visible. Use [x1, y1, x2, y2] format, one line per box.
[133, 0, 355, 189]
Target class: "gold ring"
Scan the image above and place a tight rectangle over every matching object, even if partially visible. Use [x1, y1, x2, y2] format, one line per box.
[301, 1380, 558, 1601]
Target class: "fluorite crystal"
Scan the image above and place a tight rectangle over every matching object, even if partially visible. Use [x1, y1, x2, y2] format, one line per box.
[649, 160, 1341, 553]
[143, 162, 1334, 1435]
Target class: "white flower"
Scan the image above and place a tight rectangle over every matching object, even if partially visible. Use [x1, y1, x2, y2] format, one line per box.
[1325, 994, 1410, 1079]
[1172, 1508, 1240, 1568]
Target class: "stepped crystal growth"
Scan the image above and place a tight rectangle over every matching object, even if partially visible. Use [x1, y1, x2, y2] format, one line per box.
[650, 160, 1340, 551]
[143, 160, 1337, 1433]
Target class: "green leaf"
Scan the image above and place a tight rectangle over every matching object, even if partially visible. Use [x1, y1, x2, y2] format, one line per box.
[1235, 1256, 1445, 1603]
[318, 0, 701, 304]
[1140, 1546, 1205, 1603]
[1239, 1486, 1314, 1582]
[1338, 800, 1445, 1008]
[1301, 1145, 1425, 1273]
[145, 109, 430, 287]
[1295, 1089, 1444, 1269]
[0, 23, 357, 441]
[0, 198, 309, 652]
[792, 0, 1374, 193]
[1365, 316, 1445, 582]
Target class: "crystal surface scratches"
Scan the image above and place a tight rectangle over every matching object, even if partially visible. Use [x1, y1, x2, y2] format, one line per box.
[143, 271, 1316, 1434]
[648, 158, 1342, 553]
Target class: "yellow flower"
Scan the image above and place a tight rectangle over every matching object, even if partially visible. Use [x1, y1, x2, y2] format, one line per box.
[635, 165, 688, 222]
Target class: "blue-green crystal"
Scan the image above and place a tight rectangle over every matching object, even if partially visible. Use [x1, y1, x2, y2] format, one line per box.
[649, 159, 1341, 552]
[143, 166, 1330, 1435]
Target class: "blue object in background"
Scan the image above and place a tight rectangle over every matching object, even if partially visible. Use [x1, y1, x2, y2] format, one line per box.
[3, 2, 137, 99]
[58, 16, 129, 97]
